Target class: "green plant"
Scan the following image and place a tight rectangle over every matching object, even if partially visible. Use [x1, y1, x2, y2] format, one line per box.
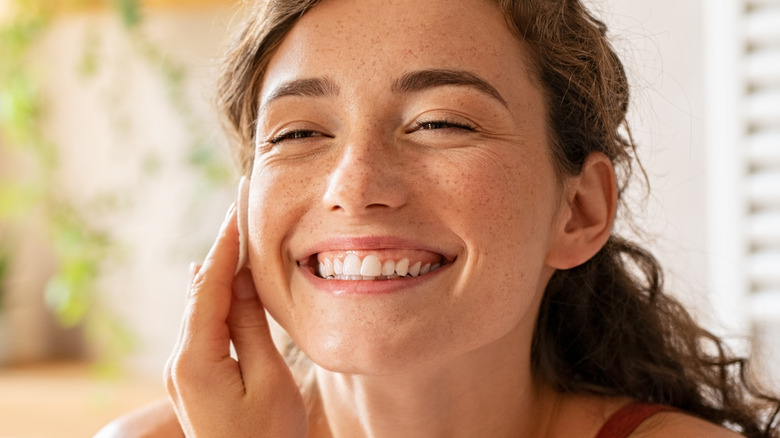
[0, 0, 131, 374]
[0, 246, 9, 315]
[0, 0, 231, 374]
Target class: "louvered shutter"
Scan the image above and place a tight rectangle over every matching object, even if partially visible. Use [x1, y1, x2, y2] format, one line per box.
[705, 0, 780, 364]
[745, 1, 780, 325]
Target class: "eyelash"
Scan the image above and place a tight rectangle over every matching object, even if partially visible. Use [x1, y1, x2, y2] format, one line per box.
[413, 120, 476, 132]
[267, 119, 476, 145]
[268, 130, 323, 144]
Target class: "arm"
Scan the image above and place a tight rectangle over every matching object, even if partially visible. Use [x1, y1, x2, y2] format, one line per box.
[93, 398, 183, 438]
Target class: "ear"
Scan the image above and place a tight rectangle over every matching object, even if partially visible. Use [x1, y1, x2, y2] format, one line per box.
[545, 152, 617, 270]
[235, 175, 251, 275]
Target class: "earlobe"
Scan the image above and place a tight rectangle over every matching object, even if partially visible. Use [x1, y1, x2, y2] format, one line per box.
[546, 152, 617, 270]
[236, 175, 250, 275]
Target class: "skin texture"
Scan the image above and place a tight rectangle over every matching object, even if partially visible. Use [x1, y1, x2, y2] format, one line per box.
[96, 0, 743, 437]
[252, 0, 563, 376]
[242, 0, 614, 435]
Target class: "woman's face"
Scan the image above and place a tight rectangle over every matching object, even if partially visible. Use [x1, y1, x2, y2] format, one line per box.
[248, 0, 569, 374]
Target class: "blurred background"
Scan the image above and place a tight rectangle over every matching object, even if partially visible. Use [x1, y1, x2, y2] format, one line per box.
[0, 0, 777, 436]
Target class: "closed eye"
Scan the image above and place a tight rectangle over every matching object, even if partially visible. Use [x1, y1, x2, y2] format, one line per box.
[268, 129, 325, 144]
[411, 120, 476, 132]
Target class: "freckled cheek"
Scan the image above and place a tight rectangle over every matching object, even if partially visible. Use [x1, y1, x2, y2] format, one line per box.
[247, 166, 320, 270]
[440, 164, 540, 244]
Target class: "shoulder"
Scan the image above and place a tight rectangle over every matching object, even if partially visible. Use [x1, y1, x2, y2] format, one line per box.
[93, 398, 184, 438]
[632, 410, 743, 438]
[551, 395, 744, 438]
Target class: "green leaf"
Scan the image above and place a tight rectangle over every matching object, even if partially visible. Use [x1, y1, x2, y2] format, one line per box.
[0, 183, 41, 220]
[0, 246, 10, 313]
[110, 0, 142, 29]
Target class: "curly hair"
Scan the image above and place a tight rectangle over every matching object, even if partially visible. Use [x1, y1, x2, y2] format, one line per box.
[216, 0, 780, 436]
[498, 1, 779, 436]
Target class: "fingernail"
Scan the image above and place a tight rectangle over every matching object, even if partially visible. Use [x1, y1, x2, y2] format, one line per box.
[224, 202, 236, 222]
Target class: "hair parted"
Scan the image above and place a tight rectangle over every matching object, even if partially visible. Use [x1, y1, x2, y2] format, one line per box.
[216, 0, 780, 436]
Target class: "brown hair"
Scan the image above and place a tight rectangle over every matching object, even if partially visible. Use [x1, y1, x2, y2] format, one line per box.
[216, 1, 780, 436]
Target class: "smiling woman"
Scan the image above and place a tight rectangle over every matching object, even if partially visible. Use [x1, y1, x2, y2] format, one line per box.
[98, 0, 780, 437]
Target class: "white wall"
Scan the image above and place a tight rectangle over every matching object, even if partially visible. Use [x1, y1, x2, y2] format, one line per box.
[590, 1, 712, 315]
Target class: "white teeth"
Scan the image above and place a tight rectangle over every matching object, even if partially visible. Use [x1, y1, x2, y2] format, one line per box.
[316, 255, 445, 280]
[334, 258, 343, 275]
[381, 259, 395, 276]
[320, 258, 334, 277]
[343, 254, 361, 276]
[396, 258, 409, 276]
[360, 255, 382, 276]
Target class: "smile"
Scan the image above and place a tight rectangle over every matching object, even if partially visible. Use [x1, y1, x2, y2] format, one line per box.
[309, 250, 449, 281]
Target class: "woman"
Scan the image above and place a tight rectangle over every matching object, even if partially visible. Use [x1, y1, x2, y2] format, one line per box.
[99, 0, 780, 436]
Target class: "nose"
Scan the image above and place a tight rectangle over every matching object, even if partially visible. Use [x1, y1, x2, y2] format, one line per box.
[321, 134, 408, 215]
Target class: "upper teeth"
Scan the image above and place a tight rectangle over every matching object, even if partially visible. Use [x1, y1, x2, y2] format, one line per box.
[318, 254, 441, 280]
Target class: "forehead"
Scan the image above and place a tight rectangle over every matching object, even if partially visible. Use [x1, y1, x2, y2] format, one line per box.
[260, 0, 537, 102]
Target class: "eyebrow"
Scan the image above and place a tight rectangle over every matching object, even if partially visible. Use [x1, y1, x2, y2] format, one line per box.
[263, 76, 340, 105]
[392, 69, 507, 106]
[262, 69, 507, 107]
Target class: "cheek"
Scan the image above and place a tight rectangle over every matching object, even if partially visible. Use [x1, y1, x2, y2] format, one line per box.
[246, 164, 320, 317]
[248, 159, 322, 242]
[439, 149, 557, 250]
[436, 149, 559, 331]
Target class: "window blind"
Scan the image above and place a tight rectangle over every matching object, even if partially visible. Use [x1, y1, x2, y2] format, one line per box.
[744, 0, 780, 321]
[705, 0, 780, 340]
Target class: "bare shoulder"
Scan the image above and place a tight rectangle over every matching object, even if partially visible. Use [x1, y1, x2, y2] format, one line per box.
[633, 411, 743, 438]
[93, 398, 183, 438]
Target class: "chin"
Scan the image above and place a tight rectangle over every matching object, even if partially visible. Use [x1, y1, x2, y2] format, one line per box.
[292, 326, 444, 377]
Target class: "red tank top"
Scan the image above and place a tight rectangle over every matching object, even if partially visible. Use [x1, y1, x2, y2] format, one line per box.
[594, 402, 676, 438]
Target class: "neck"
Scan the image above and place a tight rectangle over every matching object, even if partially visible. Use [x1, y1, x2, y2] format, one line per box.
[313, 323, 561, 438]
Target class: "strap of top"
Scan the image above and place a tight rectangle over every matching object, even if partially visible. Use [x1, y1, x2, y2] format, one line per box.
[594, 402, 676, 438]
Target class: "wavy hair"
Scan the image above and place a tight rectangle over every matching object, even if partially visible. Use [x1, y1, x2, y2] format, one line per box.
[216, 0, 780, 436]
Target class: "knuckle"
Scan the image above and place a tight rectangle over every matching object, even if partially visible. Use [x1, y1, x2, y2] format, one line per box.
[190, 263, 233, 298]
[164, 353, 196, 390]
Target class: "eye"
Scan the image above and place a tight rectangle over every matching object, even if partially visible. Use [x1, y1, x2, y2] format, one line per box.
[268, 129, 324, 144]
[411, 119, 476, 132]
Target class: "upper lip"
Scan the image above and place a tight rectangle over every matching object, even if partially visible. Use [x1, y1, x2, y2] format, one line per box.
[295, 235, 458, 266]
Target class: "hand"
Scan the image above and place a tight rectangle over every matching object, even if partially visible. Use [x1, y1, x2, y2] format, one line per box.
[164, 204, 308, 437]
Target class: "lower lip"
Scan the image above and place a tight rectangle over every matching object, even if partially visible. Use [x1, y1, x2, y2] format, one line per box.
[300, 263, 450, 296]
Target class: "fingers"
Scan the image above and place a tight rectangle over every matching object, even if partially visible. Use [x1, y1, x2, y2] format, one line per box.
[165, 204, 242, 403]
[165, 204, 247, 433]
[164, 202, 309, 437]
[182, 204, 241, 359]
[227, 267, 282, 386]
[167, 263, 199, 365]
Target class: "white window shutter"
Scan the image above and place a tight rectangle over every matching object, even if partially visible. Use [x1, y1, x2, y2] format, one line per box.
[745, 0, 780, 322]
[705, 0, 780, 334]
[706, 0, 780, 368]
